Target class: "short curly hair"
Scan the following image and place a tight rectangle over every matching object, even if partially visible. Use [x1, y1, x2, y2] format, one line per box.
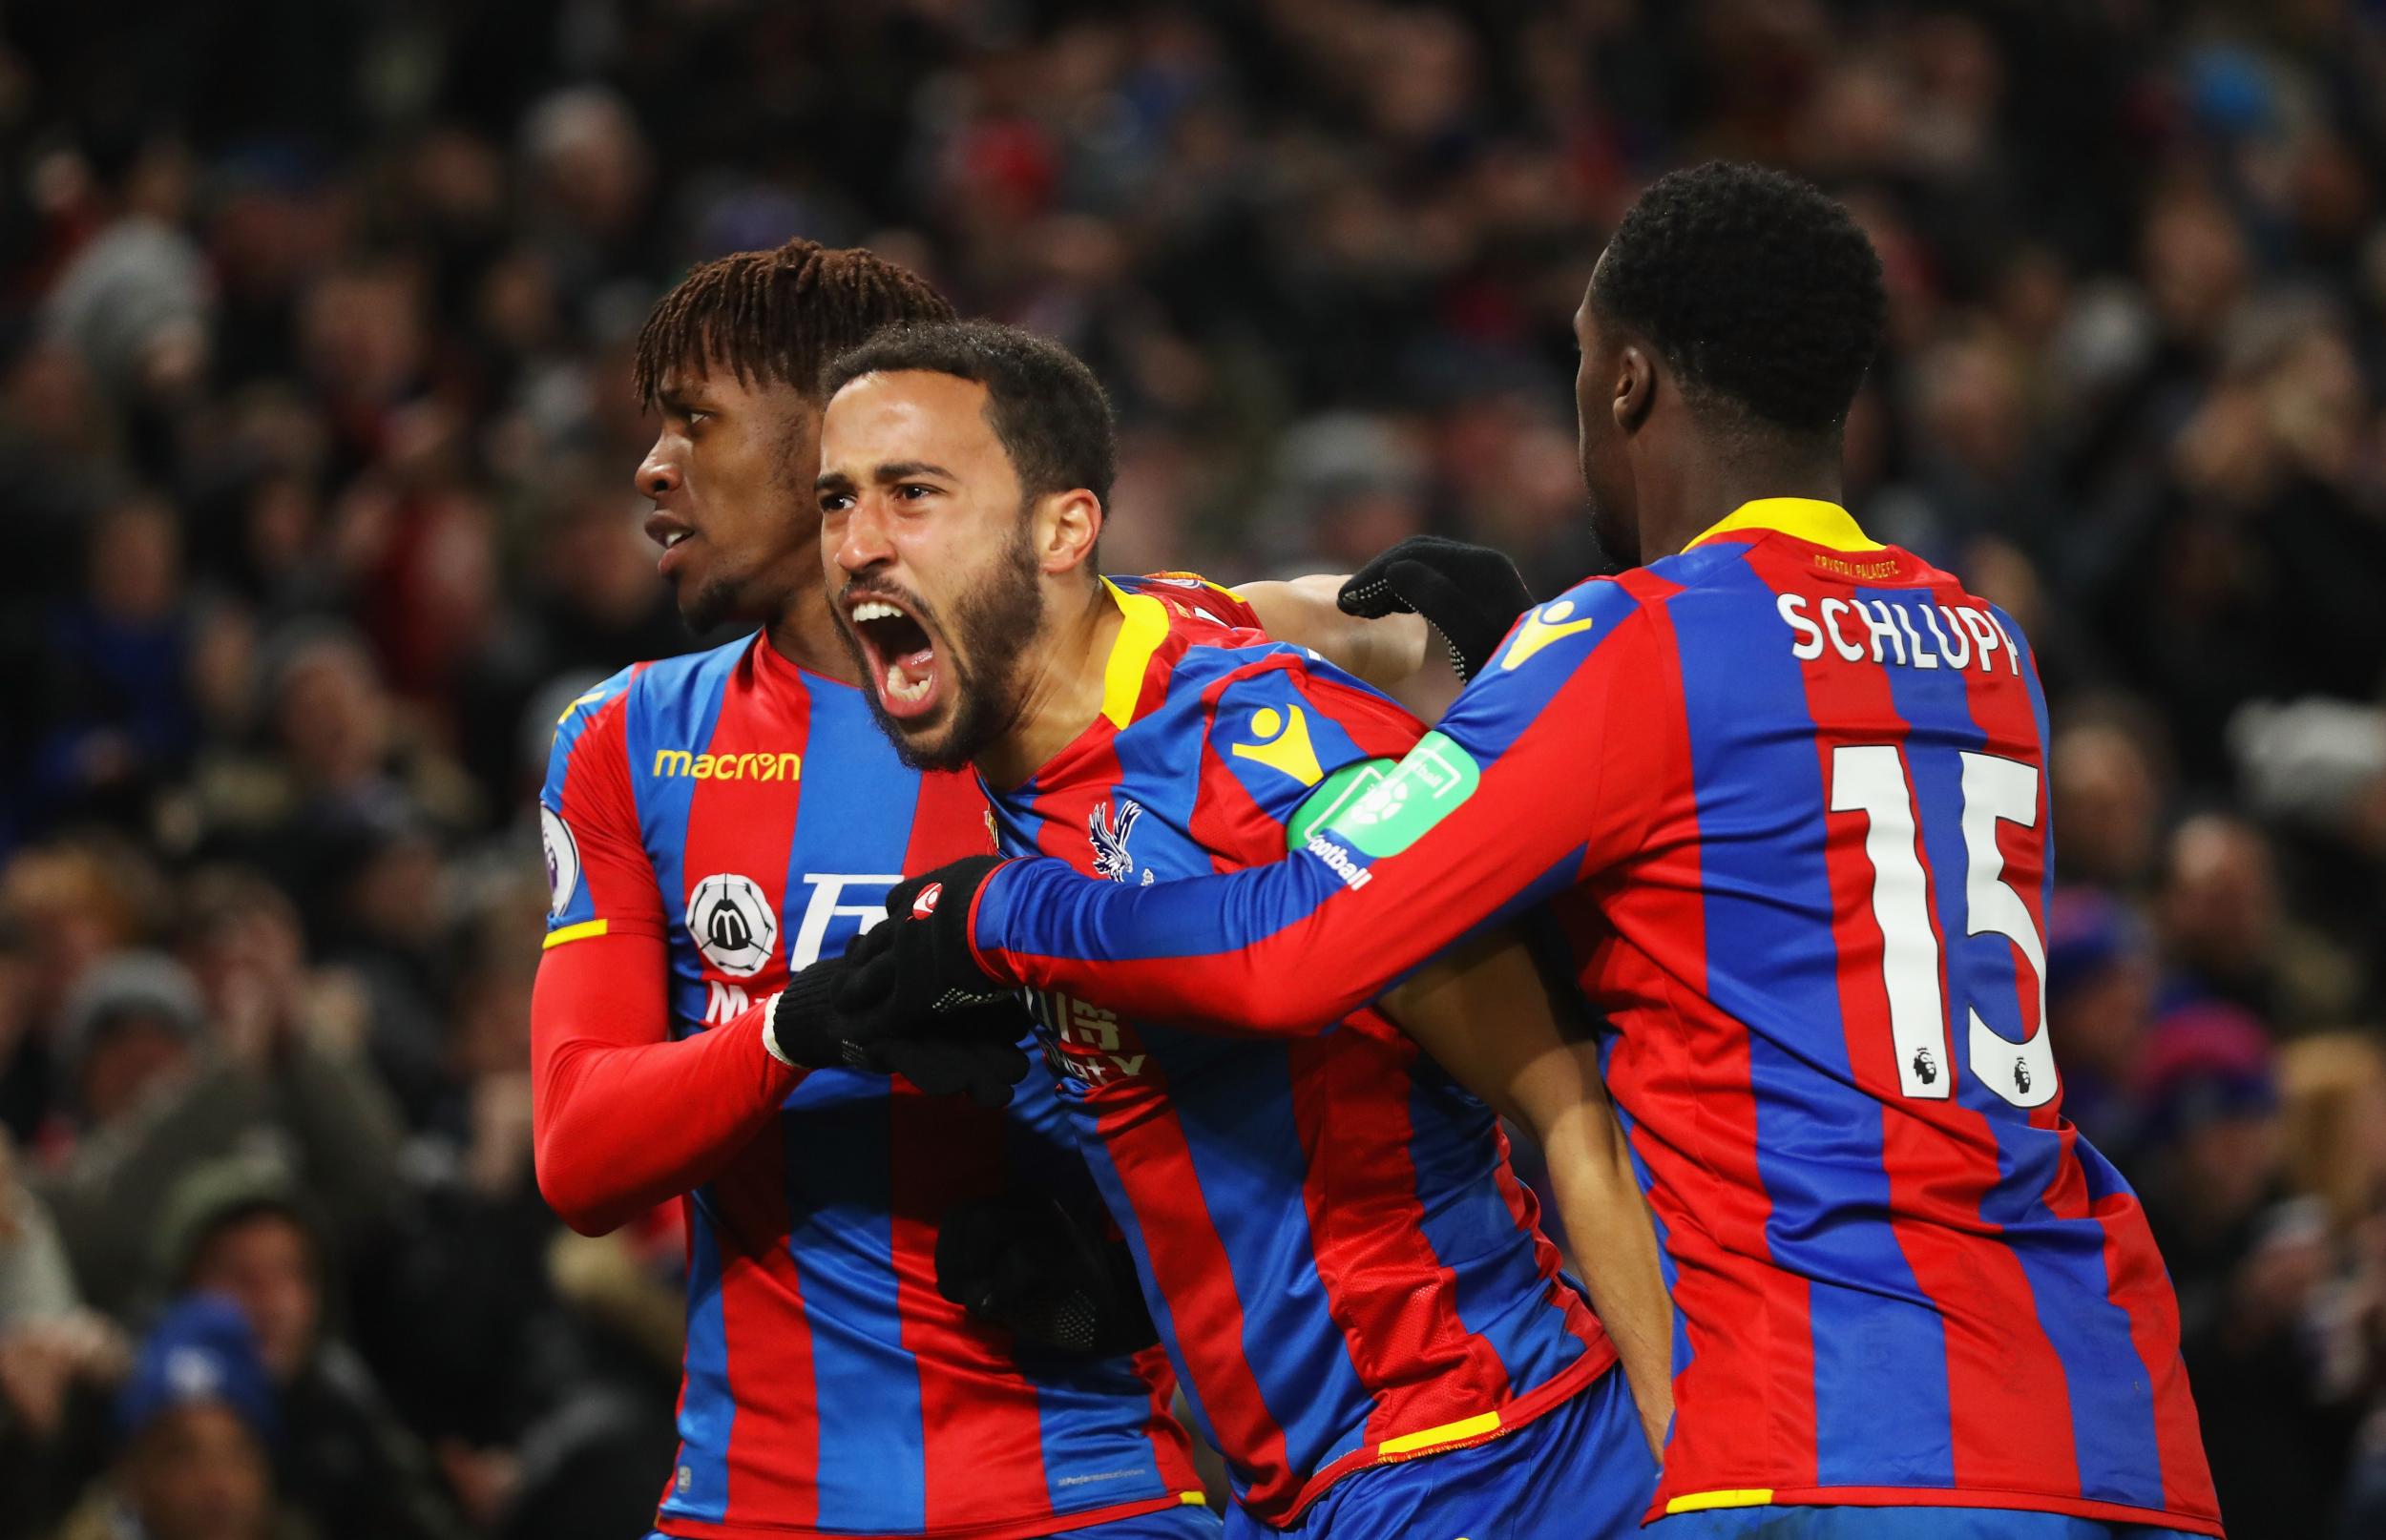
[1591, 162, 1886, 436]
[823, 320, 1117, 509]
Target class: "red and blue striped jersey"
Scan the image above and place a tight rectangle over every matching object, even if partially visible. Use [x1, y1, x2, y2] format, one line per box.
[539, 630, 1203, 1540]
[983, 574, 1614, 1528]
[961, 506, 2221, 1535]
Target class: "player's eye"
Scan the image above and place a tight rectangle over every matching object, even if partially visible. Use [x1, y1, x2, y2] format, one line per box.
[819, 492, 852, 512]
[896, 483, 936, 502]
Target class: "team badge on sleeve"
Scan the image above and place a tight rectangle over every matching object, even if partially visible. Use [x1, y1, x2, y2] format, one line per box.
[540, 805, 581, 919]
[686, 872, 780, 976]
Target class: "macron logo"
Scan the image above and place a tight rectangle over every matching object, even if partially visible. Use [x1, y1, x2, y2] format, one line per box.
[910, 884, 944, 919]
[1304, 834, 1372, 890]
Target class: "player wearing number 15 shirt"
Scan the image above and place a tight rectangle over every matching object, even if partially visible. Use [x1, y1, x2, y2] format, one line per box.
[917, 166, 2223, 1537]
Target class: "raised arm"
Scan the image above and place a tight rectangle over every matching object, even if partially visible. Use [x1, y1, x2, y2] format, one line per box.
[1377, 931, 1672, 1454]
[940, 578, 1669, 1033]
[1233, 576, 1455, 721]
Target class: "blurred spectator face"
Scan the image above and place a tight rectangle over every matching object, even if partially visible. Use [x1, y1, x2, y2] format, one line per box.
[299, 265, 425, 408]
[3, 845, 139, 1013]
[1913, 331, 2025, 479]
[79, 1007, 193, 1124]
[89, 497, 184, 625]
[2281, 1034, 2386, 1231]
[271, 635, 391, 789]
[522, 88, 650, 239]
[2160, 813, 2280, 981]
[186, 1213, 319, 1383]
[637, 370, 818, 635]
[2141, 187, 2247, 346]
[2051, 722, 2161, 885]
[126, 1402, 273, 1540]
[181, 871, 304, 1021]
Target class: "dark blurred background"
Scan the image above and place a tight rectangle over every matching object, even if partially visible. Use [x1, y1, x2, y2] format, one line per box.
[0, 3, 2380, 1538]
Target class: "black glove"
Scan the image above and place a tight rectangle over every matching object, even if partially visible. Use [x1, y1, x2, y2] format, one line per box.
[935, 1195, 1158, 1359]
[769, 951, 1030, 1108]
[1336, 534, 1533, 680]
[833, 857, 1014, 1039]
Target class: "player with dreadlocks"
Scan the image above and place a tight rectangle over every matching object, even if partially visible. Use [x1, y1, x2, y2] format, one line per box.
[532, 238, 1220, 1540]
[531, 239, 1457, 1540]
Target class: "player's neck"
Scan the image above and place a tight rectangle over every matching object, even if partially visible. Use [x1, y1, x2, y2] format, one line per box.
[975, 584, 1120, 792]
[1637, 435, 1844, 562]
[764, 578, 859, 685]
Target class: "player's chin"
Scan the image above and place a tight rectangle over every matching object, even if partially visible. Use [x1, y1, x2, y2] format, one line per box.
[861, 685, 968, 772]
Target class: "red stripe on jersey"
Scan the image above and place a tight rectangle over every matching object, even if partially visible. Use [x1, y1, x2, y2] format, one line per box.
[1280, 1029, 1516, 1447]
[1763, 547, 2082, 1500]
[678, 652, 820, 1521]
[1580, 571, 1826, 1491]
[707, 1134, 820, 1524]
[1099, 1094, 1297, 1514]
[888, 1092, 1057, 1527]
[1933, 587, 2218, 1519]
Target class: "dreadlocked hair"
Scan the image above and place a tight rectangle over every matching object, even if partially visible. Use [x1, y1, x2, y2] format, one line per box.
[632, 238, 954, 407]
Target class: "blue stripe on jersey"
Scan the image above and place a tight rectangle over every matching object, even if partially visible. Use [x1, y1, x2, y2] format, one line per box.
[1667, 554, 1957, 1491]
[542, 666, 637, 931]
[997, 1093, 1175, 1509]
[781, 676, 931, 1531]
[1070, 1124, 1238, 1483]
[622, 646, 744, 1027]
[1100, 658, 1379, 1478]
[671, 1209, 734, 1522]
[1160, 1041, 1376, 1478]
[1401, 1059, 1578, 1398]
[1867, 590, 2166, 1505]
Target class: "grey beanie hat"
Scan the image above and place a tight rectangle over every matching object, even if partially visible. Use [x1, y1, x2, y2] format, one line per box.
[58, 950, 206, 1076]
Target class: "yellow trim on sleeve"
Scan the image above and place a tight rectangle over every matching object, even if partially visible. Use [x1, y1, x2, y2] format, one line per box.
[1377, 1409, 1501, 1457]
[1177, 1492, 1209, 1507]
[1099, 579, 1174, 729]
[542, 918, 610, 949]
[1663, 1488, 1776, 1515]
[1685, 498, 1881, 553]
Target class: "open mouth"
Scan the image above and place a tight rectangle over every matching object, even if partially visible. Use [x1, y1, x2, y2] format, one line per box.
[644, 513, 696, 574]
[845, 591, 945, 721]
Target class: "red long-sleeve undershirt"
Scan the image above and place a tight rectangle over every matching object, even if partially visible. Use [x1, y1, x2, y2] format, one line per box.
[530, 929, 802, 1235]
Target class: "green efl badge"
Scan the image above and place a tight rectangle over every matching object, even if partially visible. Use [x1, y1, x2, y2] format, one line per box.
[1287, 732, 1481, 859]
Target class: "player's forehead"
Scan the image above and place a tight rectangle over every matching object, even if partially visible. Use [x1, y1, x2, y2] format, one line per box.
[655, 361, 804, 413]
[821, 369, 1006, 473]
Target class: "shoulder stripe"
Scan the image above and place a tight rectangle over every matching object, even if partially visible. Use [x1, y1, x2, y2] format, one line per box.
[1100, 580, 1173, 728]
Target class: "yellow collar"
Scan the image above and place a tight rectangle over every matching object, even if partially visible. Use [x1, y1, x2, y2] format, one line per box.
[1684, 497, 1882, 553]
[1098, 578, 1172, 729]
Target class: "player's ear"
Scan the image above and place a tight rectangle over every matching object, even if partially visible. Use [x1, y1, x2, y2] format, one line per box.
[1613, 343, 1655, 435]
[1034, 489, 1104, 576]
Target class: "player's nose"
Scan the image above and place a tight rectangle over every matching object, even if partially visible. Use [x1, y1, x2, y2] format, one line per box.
[637, 441, 683, 501]
[832, 497, 894, 572]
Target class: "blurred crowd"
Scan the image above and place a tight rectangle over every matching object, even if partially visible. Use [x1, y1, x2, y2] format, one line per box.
[0, 2, 2381, 1537]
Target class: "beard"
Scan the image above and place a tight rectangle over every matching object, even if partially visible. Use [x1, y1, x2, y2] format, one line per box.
[677, 573, 743, 637]
[840, 520, 1045, 774]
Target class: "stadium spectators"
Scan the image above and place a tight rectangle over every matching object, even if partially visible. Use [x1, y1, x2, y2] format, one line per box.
[0, 2, 2380, 1535]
